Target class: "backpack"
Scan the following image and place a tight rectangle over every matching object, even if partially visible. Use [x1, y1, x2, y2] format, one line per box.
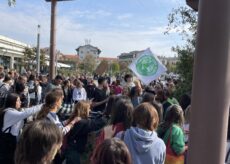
[0, 110, 17, 164]
[61, 120, 80, 155]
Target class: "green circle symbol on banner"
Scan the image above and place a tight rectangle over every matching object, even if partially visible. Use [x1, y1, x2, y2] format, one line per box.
[136, 55, 158, 76]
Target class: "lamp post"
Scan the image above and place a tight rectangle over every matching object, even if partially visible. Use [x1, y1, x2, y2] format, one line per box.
[36, 24, 41, 75]
[45, 0, 74, 80]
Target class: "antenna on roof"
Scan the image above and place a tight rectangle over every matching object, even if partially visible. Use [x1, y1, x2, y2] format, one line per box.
[84, 39, 91, 45]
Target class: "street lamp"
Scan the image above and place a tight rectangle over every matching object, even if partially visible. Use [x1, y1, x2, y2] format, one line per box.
[45, 0, 74, 80]
[36, 24, 41, 75]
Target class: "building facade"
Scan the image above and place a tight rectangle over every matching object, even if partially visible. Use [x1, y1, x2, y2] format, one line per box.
[158, 56, 178, 66]
[0, 35, 29, 70]
[76, 44, 101, 60]
[117, 50, 144, 63]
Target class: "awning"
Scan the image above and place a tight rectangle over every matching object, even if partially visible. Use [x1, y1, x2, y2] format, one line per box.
[45, 61, 71, 68]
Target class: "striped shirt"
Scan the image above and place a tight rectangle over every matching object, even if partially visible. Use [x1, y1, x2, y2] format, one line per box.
[0, 83, 11, 98]
[46, 112, 70, 135]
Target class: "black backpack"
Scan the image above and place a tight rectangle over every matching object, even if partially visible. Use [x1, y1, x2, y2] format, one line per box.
[0, 110, 17, 164]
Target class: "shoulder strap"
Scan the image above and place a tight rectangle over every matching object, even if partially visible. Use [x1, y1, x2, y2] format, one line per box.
[166, 127, 173, 147]
[0, 84, 5, 89]
[0, 109, 13, 134]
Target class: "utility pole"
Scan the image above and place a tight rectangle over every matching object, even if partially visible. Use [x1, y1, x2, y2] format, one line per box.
[45, 0, 74, 80]
[188, 0, 230, 163]
[49, 0, 57, 80]
[36, 24, 41, 75]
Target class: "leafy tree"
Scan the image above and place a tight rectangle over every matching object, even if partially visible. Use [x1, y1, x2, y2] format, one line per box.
[118, 61, 129, 73]
[165, 6, 198, 99]
[166, 62, 177, 73]
[8, 0, 16, 6]
[40, 49, 48, 72]
[23, 47, 48, 72]
[80, 54, 97, 74]
[95, 60, 109, 75]
[23, 47, 36, 70]
[111, 62, 120, 75]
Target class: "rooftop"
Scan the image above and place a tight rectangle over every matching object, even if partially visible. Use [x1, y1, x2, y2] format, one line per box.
[76, 44, 101, 54]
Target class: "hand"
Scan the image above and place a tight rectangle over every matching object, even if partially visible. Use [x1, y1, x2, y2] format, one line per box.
[89, 98, 94, 104]
[104, 125, 116, 139]
[72, 117, 81, 124]
[185, 145, 188, 151]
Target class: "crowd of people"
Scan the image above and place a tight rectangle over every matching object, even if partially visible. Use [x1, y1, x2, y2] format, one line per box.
[0, 66, 192, 164]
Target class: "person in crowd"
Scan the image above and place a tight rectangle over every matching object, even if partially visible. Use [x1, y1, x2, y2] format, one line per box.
[124, 74, 135, 89]
[65, 101, 107, 164]
[155, 89, 165, 103]
[15, 120, 63, 164]
[144, 86, 156, 96]
[80, 75, 88, 87]
[104, 103, 166, 164]
[35, 78, 42, 104]
[85, 77, 96, 100]
[157, 105, 187, 158]
[16, 75, 30, 105]
[179, 93, 191, 111]
[104, 74, 111, 85]
[122, 74, 135, 96]
[162, 89, 179, 118]
[109, 81, 116, 95]
[40, 75, 49, 102]
[91, 138, 132, 164]
[92, 77, 109, 112]
[36, 89, 78, 135]
[0, 66, 4, 74]
[97, 97, 133, 146]
[0, 75, 13, 108]
[45, 75, 63, 94]
[130, 80, 143, 107]
[114, 79, 123, 95]
[103, 95, 118, 116]
[8, 70, 15, 81]
[142, 92, 155, 103]
[28, 75, 40, 106]
[184, 105, 191, 144]
[72, 79, 87, 104]
[0, 72, 4, 85]
[142, 93, 164, 123]
[0, 93, 43, 164]
[15, 82, 29, 108]
[62, 80, 73, 104]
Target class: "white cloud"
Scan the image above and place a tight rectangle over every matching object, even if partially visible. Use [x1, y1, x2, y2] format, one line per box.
[117, 13, 133, 20]
[68, 9, 112, 20]
[0, 2, 182, 58]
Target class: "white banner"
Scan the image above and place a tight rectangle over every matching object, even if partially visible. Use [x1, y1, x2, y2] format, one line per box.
[129, 48, 167, 85]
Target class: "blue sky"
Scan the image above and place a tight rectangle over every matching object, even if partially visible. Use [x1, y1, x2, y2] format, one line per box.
[0, 0, 187, 57]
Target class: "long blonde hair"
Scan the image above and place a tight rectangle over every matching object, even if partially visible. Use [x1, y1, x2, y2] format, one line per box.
[68, 101, 90, 124]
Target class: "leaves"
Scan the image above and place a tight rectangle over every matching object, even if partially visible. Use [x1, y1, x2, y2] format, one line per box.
[165, 6, 197, 99]
[8, 0, 16, 6]
[80, 54, 97, 74]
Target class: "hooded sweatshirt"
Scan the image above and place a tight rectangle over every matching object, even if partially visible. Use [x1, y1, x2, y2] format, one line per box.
[117, 127, 166, 164]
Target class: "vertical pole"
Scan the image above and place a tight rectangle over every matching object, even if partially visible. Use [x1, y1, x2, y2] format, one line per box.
[188, 0, 230, 164]
[36, 25, 41, 75]
[49, 0, 57, 80]
[10, 56, 14, 70]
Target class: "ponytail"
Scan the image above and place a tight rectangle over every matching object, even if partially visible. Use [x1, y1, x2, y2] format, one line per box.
[36, 104, 51, 120]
